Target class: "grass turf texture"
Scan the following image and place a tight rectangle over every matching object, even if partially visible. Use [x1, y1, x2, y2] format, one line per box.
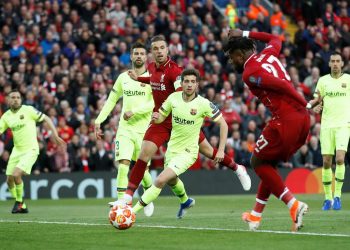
[1, 194, 350, 250]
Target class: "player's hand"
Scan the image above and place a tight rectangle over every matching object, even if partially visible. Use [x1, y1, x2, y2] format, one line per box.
[94, 124, 103, 139]
[313, 103, 323, 113]
[53, 136, 66, 146]
[214, 149, 224, 164]
[152, 112, 160, 121]
[228, 29, 243, 39]
[123, 111, 134, 121]
[128, 70, 137, 80]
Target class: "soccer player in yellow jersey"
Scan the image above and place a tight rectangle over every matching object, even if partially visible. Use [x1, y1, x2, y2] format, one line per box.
[94, 42, 155, 216]
[0, 89, 65, 213]
[307, 52, 350, 210]
[132, 69, 228, 216]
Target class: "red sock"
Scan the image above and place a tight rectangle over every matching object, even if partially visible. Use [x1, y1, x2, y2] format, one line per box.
[253, 164, 286, 198]
[252, 181, 271, 215]
[125, 159, 147, 196]
[212, 148, 238, 171]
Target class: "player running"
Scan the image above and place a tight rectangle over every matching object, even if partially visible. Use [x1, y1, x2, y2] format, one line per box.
[132, 69, 228, 216]
[95, 42, 155, 216]
[224, 29, 310, 231]
[112, 35, 251, 218]
[0, 89, 66, 213]
[307, 52, 350, 210]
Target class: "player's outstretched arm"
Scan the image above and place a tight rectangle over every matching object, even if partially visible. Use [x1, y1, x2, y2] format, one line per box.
[43, 115, 66, 146]
[228, 29, 281, 55]
[214, 116, 228, 164]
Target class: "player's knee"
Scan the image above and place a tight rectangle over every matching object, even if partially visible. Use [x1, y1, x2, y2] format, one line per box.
[154, 178, 166, 189]
[335, 157, 345, 166]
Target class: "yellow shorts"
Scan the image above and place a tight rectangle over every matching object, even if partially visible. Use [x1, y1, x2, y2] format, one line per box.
[164, 151, 197, 176]
[115, 129, 145, 162]
[6, 148, 39, 175]
[320, 127, 350, 155]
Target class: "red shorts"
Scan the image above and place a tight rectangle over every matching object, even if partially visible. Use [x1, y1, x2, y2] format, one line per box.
[143, 123, 207, 148]
[254, 111, 310, 161]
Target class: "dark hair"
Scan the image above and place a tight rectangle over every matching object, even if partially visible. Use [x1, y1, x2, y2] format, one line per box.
[330, 51, 343, 58]
[150, 35, 167, 44]
[8, 88, 21, 96]
[181, 68, 200, 82]
[223, 37, 256, 55]
[131, 42, 146, 52]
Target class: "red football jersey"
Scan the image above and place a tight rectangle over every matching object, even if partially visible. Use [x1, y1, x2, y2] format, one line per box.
[138, 58, 182, 124]
[242, 32, 307, 118]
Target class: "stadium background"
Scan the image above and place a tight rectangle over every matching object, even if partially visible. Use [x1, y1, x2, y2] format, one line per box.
[1, 0, 350, 198]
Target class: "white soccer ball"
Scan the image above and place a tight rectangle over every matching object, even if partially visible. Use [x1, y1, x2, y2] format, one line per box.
[109, 204, 136, 230]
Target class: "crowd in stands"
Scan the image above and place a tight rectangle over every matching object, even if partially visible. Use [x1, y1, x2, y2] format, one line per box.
[1, 0, 350, 174]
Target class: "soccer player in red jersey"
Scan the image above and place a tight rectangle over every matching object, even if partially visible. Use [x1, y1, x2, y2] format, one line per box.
[224, 29, 310, 231]
[112, 35, 251, 218]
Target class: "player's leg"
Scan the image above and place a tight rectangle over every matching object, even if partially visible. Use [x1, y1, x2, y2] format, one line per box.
[116, 159, 131, 199]
[122, 124, 171, 203]
[133, 167, 177, 214]
[6, 176, 16, 199]
[114, 131, 134, 199]
[124, 140, 158, 200]
[12, 167, 28, 213]
[198, 132, 251, 191]
[6, 150, 36, 213]
[242, 180, 270, 230]
[333, 150, 345, 210]
[320, 127, 335, 210]
[332, 127, 350, 210]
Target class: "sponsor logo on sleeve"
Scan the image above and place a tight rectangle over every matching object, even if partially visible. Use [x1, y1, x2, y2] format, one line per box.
[249, 76, 262, 86]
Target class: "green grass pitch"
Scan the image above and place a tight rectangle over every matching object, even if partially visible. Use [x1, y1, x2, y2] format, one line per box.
[1, 194, 350, 250]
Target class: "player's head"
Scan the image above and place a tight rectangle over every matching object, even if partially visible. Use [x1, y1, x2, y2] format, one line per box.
[130, 42, 147, 69]
[8, 89, 22, 110]
[223, 37, 256, 73]
[181, 69, 200, 97]
[329, 52, 344, 75]
[150, 35, 168, 65]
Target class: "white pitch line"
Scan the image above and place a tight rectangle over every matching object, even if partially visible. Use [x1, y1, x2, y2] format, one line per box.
[0, 219, 349, 238]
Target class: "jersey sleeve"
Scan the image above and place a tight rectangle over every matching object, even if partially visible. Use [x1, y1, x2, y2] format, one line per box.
[249, 31, 282, 57]
[202, 99, 222, 122]
[29, 106, 45, 122]
[159, 95, 172, 117]
[95, 76, 123, 124]
[314, 77, 324, 98]
[244, 69, 307, 107]
[0, 116, 8, 134]
[171, 66, 183, 91]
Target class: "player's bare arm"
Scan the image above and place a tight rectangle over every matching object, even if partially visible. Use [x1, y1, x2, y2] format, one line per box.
[306, 90, 323, 109]
[213, 116, 228, 164]
[228, 29, 243, 38]
[94, 123, 103, 140]
[43, 115, 66, 146]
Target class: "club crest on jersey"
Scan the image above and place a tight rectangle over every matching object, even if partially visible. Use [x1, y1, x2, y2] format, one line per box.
[190, 108, 197, 115]
[342, 83, 347, 88]
[249, 76, 262, 86]
[160, 74, 165, 83]
[20, 115, 24, 119]
[140, 83, 146, 87]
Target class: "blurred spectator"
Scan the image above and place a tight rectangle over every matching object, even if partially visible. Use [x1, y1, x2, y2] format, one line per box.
[247, 0, 268, 21]
[292, 144, 315, 169]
